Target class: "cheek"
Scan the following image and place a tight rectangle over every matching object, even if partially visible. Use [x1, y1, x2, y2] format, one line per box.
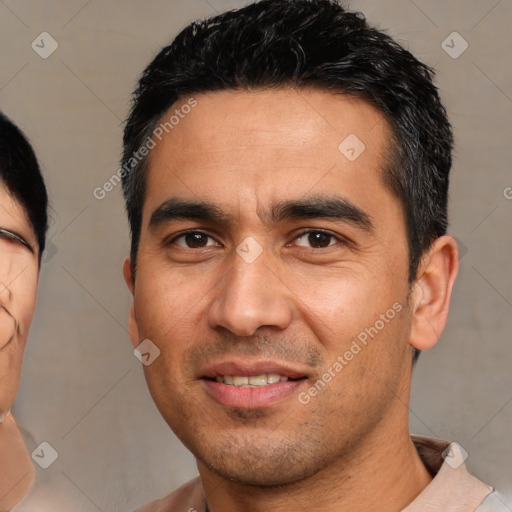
[13, 273, 38, 338]
[290, 270, 410, 392]
[288, 269, 394, 347]
[134, 264, 207, 342]
[0, 264, 38, 341]
[0, 308, 16, 349]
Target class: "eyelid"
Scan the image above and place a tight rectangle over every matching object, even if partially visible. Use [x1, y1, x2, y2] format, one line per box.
[0, 228, 33, 252]
[292, 228, 347, 247]
[168, 229, 221, 247]
[167, 229, 347, 246]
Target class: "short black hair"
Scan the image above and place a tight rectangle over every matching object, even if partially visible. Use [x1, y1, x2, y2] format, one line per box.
[122, 0, 453, 284]
[0, 111, 48, 259]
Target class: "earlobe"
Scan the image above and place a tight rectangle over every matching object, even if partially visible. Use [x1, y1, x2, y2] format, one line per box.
[122, 256, 140, 349]
[409, 236, 459, 351]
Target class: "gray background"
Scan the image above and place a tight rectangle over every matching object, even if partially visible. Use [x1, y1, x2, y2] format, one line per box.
[0, 0, 510, 510]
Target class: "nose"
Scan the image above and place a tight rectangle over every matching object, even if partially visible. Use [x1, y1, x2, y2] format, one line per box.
[207, 250, 293, 337]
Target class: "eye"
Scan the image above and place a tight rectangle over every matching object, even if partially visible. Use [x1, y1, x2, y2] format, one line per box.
[171, 231, 219, 249]
[0, 228, 33, 253]
[294, 230, 339, 249]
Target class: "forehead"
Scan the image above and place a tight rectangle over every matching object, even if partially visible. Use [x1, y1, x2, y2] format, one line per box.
[144, 88, 394, 220]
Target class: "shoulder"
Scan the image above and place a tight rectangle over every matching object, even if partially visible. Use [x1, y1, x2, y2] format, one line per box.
[475, 491, 512, 512]
[134, 477, 205, 512]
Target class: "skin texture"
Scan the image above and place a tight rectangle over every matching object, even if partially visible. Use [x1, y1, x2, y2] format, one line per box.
[0, 184, 39, 510]
[0, 185, 39, 419]
[124, 88, 459, 512]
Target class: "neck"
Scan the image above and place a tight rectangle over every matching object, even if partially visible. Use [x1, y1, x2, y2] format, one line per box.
[198, 406, 432, 512]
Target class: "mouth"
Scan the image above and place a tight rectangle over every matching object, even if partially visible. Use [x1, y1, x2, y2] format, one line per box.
[208, 373, 296, 387]
[200, 362, 309, 409]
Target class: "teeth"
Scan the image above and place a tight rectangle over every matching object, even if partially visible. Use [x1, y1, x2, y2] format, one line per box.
[232, 376, 249, 386]
[248, 375, 266, 386]
[214, 373, 291, 387]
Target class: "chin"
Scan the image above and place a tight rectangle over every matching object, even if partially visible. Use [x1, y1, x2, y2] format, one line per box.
[191, 430, 328, 488]
[202, 457, 314, 487]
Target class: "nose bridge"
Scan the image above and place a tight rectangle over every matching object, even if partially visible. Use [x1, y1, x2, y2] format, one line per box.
[208, 247, 292, 336]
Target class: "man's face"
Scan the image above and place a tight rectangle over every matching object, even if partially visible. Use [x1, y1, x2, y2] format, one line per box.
[126, 88, 416, 485]
[0, 184, 39, 418]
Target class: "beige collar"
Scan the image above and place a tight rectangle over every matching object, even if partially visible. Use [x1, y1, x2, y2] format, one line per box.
[402, 436, 492, 511]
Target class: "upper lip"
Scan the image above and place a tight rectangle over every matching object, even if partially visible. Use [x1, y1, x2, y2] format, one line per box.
[200, 360, 310, 380]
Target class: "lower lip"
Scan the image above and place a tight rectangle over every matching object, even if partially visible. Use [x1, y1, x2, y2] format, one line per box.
[202, 379, 305, 409]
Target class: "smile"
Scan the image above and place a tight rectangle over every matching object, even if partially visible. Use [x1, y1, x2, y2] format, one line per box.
[214, 374, 290, 387]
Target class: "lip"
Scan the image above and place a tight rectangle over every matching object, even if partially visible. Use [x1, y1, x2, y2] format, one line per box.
[200, 359, 310, 409]
[200, 360, 309, 380]
[202, 379, 306, 409]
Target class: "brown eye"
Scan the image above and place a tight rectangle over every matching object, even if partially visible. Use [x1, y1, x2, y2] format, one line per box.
[295, 231, 337, 248]
[173, 232, 218, 249]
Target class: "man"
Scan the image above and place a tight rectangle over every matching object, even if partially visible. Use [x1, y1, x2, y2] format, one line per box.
[121, 1, 501, 510]
[0, 112, 48, 511]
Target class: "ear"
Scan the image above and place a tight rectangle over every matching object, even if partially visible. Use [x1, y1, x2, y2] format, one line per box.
[409, 236, 459, 351]
[123, 257, 139, 349]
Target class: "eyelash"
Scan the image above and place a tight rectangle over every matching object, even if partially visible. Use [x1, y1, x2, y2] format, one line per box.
[169, 229, 345, 249]
[0, 228, 32, 251]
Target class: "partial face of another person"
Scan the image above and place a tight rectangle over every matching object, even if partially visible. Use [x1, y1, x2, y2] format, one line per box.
[124, 88, 429, 485]
[0, 184, 39, 419]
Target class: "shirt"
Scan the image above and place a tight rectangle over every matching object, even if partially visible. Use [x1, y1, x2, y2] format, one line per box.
[135, 436, 502, 512]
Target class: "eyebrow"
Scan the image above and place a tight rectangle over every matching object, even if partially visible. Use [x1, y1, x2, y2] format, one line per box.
[0, 227, 34, 253]
[149, 195, 373, 233]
